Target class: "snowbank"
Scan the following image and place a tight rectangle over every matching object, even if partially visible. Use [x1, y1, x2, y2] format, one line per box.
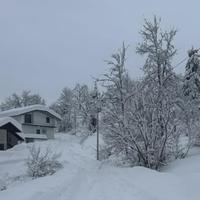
[1, 133, 200, 200]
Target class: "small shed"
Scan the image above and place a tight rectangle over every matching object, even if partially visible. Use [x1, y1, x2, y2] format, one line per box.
[0, 117, 24, 150]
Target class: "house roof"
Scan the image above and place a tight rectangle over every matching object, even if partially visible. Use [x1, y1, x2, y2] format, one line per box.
[0, 117, 22, 132]
[0, 105, 62, 120]
[0, 117, 24, 140]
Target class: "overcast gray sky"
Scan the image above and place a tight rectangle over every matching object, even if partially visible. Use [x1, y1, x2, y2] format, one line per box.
[0, 0, 199, 104]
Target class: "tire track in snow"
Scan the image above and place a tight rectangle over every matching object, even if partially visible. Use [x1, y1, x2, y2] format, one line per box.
[63, 166, 157, 200]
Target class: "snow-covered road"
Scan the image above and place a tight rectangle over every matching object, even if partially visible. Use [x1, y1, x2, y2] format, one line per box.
[1, 134, 200, 200]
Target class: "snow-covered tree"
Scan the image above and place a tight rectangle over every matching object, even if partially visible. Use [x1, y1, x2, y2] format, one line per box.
[50, 87, 74, 132]
[183, 48, 200, 100]
[73, 84, 99, 134]
[180, 48, 200, 148]
[21, 90, 45, 107]
[101, 17, 183, 169]
[135, 16, 179, 168]
[0, 90, 45, 111]
[51, 84, 98, 134]
[99, 43, 133, 161]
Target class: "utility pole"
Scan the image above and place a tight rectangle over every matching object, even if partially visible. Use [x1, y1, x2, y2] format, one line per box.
[74, 109, 77, 135]
[96, 107, 100, 160]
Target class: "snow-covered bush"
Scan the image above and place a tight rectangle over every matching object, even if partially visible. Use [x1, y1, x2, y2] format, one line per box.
[26, 145, 62, 178]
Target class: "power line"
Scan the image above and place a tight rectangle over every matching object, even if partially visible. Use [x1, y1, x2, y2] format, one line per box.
[173, 57, 188, 69]
[173, 47, 200, 70]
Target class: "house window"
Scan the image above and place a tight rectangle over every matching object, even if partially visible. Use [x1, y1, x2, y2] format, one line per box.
[24, 114, 32, 124]
[36, 129, 40, 134]
[42, 129, 47, 134]
[46, 117, 50, 123]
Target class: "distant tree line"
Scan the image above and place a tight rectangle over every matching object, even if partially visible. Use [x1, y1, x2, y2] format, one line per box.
[0, 90, 45, 111]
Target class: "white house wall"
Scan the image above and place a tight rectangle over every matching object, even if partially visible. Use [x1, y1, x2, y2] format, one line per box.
[33, 111, 56, 127]
[12, 111, 57, 140]
[44, 127, 54, 139]
[22, 124, 55, 139]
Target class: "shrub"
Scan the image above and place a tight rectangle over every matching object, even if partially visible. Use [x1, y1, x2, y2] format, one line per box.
[26, 145, 62, 178]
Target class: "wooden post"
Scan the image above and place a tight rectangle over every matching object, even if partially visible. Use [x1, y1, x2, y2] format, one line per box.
[74, 110, 77, 135]
[96, 111, 100, 160]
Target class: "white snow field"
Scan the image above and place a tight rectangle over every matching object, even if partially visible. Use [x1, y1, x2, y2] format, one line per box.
[1, 133, 200, 200]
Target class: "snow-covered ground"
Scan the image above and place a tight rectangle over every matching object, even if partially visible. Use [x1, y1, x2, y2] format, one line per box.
[1, 133, 200, 200]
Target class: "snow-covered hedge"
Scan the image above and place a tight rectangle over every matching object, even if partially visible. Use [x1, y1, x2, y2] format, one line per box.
[26, 145, 62, 178]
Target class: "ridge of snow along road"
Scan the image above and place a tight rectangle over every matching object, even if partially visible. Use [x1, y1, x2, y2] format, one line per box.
[1, 133, 200, 200]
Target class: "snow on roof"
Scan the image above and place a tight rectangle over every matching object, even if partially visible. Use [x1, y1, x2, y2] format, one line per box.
[24, 133, 47, 139]
[16, 132, 25, 140]
[0, 117, 22, 132]
[0, 105, 62, 120]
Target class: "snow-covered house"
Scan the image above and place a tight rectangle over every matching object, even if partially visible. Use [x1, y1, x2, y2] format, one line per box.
[0, 117, 24, 150]
[0, 105, 61, 143]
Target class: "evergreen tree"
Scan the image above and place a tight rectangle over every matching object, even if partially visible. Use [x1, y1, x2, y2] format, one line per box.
[180, 48, 200, 148]
[183, 48, 200, 100]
